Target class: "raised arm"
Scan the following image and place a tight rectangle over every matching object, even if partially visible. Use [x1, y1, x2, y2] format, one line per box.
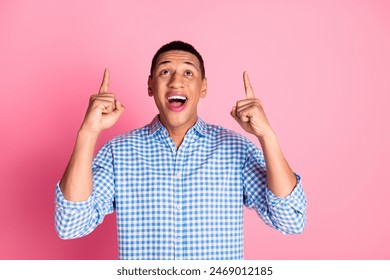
[231, 72, 296, 198]
[59, 69, 125, 202]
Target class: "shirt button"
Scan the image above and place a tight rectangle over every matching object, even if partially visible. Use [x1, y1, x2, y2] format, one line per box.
[177, 238, 182, 242]
[176, 172, 182, 178]
[177, 205, 182, 210]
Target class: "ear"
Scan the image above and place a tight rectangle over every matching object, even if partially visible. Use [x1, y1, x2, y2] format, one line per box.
[148, 76, 153, 96]
[200, 77, 207, 98]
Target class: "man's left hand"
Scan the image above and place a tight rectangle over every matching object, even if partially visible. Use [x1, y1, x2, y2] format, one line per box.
[231, 72, 274, 139]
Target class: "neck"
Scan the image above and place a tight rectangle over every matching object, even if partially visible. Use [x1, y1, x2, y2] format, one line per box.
[162, 119, 197, 148]
[158, 113, 198, 148]
[169, 129, 186, 148]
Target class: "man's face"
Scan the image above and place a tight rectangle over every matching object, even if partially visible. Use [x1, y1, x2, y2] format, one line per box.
[148, 50, 207, 133]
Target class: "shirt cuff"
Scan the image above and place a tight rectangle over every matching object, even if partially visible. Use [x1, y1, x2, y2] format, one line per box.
[55, 181, 92, 212]
[265, 174, 306, 214]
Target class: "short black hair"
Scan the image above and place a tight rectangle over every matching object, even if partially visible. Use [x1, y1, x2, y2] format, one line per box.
[150, 41, 205, 79]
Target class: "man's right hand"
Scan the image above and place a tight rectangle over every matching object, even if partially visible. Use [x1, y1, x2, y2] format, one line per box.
[80, 69, 125, 135]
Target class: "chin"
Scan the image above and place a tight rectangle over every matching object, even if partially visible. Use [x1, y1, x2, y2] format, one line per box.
[163, 112, 193, 129]
[167, 116, 187, 128]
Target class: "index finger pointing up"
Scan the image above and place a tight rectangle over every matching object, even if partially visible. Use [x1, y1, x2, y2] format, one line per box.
[99, 68, 110, 94]
[243, 71, 255, 99]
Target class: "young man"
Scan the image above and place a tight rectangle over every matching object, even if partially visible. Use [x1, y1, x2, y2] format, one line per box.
[55, 41, 306, 260]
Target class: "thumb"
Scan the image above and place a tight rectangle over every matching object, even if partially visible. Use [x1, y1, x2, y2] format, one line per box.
[230, 106, 240, 122]
[114, 100, 125, 115]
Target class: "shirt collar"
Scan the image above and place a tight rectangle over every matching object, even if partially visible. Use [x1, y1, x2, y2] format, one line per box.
[148, 115, 208, 137]
[149, 115, 165, 135]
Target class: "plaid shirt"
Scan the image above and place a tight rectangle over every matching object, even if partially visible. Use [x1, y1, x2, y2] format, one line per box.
[55, 116, 306, 260]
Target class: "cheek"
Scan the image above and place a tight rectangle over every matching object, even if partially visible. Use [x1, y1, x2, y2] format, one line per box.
[153, 84, 164, 97]
[187, 81, 199, 90]
[155, 95, 164, 105]
[192, 83, 204, 96]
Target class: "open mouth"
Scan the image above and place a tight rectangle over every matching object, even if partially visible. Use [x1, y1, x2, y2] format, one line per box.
[168, 95, 187, 105]
[167, 95, 188, 112]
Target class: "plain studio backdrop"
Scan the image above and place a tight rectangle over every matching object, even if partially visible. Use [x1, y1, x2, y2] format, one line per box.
[0, 0, 389, 259]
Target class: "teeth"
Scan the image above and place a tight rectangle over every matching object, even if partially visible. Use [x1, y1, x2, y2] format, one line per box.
[168, 96, 187, 101]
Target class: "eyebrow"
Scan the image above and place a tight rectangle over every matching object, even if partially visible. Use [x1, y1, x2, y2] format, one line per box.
[157, 60, 198, 69]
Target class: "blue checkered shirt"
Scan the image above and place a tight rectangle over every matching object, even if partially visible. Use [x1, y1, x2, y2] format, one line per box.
[55, 116, 306, 260]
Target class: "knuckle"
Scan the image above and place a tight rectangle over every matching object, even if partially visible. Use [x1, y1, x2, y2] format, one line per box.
[253, 101, 261, 108]
[236, 100, 245, 106]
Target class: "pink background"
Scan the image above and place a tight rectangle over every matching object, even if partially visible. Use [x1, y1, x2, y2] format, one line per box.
[1, 0, 389, 259]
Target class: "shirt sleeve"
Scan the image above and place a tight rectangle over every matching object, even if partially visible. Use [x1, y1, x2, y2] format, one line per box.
[54, 143, 116, 239]
[242, 143, 307, 235]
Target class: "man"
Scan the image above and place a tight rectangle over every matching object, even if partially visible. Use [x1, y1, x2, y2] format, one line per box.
[55, 41, 306, 260]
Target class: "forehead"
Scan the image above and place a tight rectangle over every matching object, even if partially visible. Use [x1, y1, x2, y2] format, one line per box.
[155, 50, 201, 69]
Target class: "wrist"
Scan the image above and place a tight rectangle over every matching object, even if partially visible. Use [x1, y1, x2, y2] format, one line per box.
[257, 130, 280, 150]
[77, 128, 100, 143]
[257, 129, 277, 144]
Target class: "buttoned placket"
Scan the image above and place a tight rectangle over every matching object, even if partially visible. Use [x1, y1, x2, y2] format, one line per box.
[155, 122, 202, 260]
[156, 127, 180, 260]
[172, 141, 185, 260]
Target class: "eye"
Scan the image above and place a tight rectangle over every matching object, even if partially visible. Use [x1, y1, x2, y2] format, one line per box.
[184, 70, 193, 76]
[160, 69, 171, 75]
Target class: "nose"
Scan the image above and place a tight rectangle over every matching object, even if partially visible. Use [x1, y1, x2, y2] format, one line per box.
[168, 72, 184, 89]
